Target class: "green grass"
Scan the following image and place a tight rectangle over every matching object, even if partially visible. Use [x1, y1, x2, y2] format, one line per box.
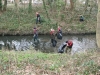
[0, 50, 100, 75]
[0, 3, 97, 35]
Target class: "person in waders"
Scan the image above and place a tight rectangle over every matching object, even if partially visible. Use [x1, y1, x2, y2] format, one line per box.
[33, 27, 39, 43]
[56, 26, 62, 40]
[50, 28, 57, 47]
[58, 40, 73, 53]
[36, 12, 41, 24]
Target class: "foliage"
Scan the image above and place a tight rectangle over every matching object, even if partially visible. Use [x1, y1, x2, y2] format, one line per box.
[0, 0, 98, 35]
[0, 50, 100, 75]
[28, 0, 32, 13]
[0, 0, 2, 11]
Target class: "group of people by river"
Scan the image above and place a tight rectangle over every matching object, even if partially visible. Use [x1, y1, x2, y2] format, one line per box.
[33, 25, 73, 54]
[34, 12, 73, 53]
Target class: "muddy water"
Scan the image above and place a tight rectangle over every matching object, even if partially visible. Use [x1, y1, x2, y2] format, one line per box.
[0, 34, 97, 53]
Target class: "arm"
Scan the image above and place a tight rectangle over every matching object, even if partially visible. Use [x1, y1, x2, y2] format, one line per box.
[61, 43, 67, 50]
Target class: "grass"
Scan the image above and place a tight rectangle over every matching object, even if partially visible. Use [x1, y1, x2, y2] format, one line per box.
[0, 3, 97, 35]
[0, 50, 100, 75]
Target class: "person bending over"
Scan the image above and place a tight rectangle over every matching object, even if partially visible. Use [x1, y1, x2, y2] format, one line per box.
[58, 40, 73, 53]
[65, 40, 73, 53]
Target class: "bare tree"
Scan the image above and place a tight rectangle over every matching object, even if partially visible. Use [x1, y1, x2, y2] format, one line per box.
[0, 0, 2, 11]
[15, 0, 19, 12]
[28, 0, 32, 13]
[70, 0, 74, 10]
[3, 0, 7, 11]
[84, 0, 89, 13]
[96, 0, 100, 48]
[65, 0, 67, 10]
[48, 0, 52, 11]
[42, 0, 50, 21]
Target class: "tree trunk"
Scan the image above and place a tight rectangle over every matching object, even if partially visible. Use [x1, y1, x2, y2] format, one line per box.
[0, 0, 2, 11]
[3, 0, 7, 11]
[48, 0, 52, 11]
[65, 0, 67, 10]
[15, 0, 19, 12]
[28, 0, 32, 13]
[96, 0, 100, 48]
[70, 0, 74, 10]
[42, 0, 50, 21]
[84, 0, 89, 13]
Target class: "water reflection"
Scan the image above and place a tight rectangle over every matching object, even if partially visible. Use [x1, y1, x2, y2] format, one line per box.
[0, 35, 97, 53]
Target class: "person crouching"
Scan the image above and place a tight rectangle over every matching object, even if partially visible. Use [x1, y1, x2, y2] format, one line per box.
[58, 40, 73, 54]
[65, 40, 73, 53]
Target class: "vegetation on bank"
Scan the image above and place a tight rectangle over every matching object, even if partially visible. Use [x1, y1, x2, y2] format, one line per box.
[0, 50, 100, 75]
[0, 0, 98, 35]
[0, 1, 100, 75]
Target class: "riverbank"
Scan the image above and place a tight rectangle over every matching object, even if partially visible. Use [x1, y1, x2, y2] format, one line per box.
[0, 4, 97, 36]
[0, 30, 96, 36]
[0, 50, 100, 75]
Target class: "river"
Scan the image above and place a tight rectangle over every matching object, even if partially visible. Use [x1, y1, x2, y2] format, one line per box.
[0, 34, 97, 53]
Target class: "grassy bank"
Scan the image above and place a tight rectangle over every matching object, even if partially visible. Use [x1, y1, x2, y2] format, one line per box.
[0, 50, 100, 75]
[0, 3, 97, 35]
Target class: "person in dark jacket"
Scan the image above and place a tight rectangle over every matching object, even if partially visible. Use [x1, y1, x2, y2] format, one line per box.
[58, 42, 66, 53]
[36, 12, 41, 24]
[58, 40, 73, 53]
[50, 28, 57, 47]
[79, 15, 84, 22]
[56, 26, 62, 39]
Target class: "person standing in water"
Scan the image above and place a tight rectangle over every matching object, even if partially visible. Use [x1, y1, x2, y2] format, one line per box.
[50, 28, 57, 47]
[56, 26, 62, 39]
[33, 27, 39, 43]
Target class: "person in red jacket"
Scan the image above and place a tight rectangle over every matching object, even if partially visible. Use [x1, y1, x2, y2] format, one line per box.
[58, 40, 73, 53]
[33, 27, 38, 42]
[65, 40, 73, 53]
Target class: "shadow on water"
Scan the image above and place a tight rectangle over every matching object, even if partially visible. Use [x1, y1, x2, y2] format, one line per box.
[0, 34, 97, 53]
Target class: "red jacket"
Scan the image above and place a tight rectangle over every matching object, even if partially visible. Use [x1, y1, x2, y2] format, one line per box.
[33, 29, 37, 34]
[67, 40, 73, 47]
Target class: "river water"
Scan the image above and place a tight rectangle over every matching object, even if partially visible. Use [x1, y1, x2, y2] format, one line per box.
[0, 34, 97, 53]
